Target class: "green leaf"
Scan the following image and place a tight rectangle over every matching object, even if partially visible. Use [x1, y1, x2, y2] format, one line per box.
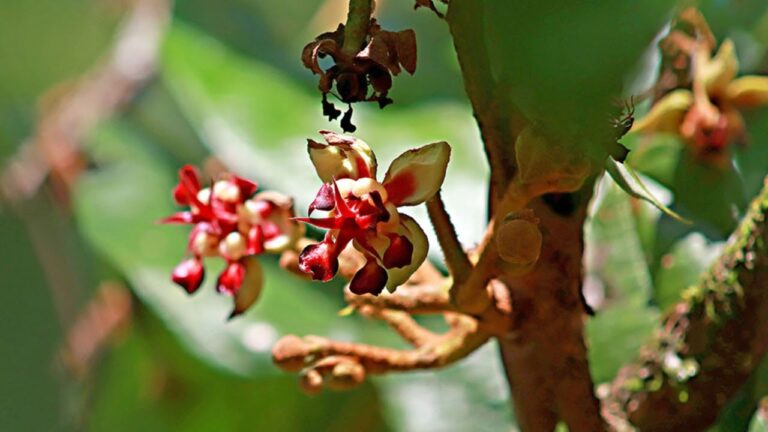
[485, 0, 675, 156]
[625, 133, 685, 188]
[379, 342, 514, 431]
[710, 357, 768, 432]
[89, 310, 391, 432]
[653, 233, 724, 310]
[0, 0, 118, 153]
[605, 158, 690, 223]
[672, 152, 747, 237]
[585, 176, 660, 383]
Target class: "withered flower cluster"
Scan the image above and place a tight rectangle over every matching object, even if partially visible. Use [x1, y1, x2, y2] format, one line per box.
[302, 19, 417, 133]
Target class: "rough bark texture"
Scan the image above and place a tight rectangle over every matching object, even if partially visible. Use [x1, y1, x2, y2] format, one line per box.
[498, 192, 606, 432]
[605, 178, 768, 431]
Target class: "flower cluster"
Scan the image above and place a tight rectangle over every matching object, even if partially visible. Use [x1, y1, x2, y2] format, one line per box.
[297, 131, 449, 295]
[302, 20, 417, 132]
[633, 37, 768, 166]
[162, 165, 302, 316]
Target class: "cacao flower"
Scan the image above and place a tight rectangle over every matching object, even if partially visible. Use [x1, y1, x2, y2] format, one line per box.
[297, 131, 449, 295]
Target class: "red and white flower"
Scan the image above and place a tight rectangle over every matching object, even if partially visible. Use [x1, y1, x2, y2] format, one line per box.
[162, 165, 302, 316]
[298, 131, 450, 295]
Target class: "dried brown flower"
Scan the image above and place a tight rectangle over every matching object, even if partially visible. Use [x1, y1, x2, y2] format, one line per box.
[302, 19, 417, 132]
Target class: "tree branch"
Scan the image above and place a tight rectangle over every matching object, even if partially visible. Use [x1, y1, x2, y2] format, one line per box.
[356, 306, 439, 346]
[272, 318, 490, 391]
[344, 283, 453, 314]
[499, 187, 606, 432]
[606, 177, 768, 431]
[426, 191, 472, 283]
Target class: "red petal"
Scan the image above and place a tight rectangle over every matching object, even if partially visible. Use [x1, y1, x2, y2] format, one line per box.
[246, 225, 265, 255]
[308, 183, 335, 215]
[293, 216, 344, 230]
[217, 261, 246, 296]
[251, 199, 274, 218]
[159, 212, 195, 225]
[383, 234, 413, 269]
[349, 259, 388, 295]
[261, 221, 281, 240]
[383, 171, 416, 207]
[171, 258, 205, 294]
[173, 183, 190, 206]
[331, 178, 354, 217]
[176, 165, 202, 205]
[231, 174, 258, 198]
[298, 240, 339, 281]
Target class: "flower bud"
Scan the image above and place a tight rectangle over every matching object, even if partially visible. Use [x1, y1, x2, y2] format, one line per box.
[299, 369, 324, 395]
[243, 198, 272, 223]
[298, 240, 339, 282]
[334, 178, 356, 198]
[171, 258, 205, 294]
[196, 187, 211, 205]
[219, 232, 247, 261]
[272, 335, 310, 372]
[190, 230, 219, 257]
[229, 256, 264, 318]
[216, 261, 245, 295]
[326, 360, 366, 391]
[213, 180, 241, 203]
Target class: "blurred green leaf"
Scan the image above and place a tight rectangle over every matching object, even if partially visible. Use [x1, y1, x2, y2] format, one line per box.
[736, 108, 768, 199]
[89, 305, 391, 432]
[485, 0, 674, 156]
[653, 233, 724, 310]
[710, 357, 768, 432]
[673, 153, 747, 237]
[378, 342, 514, 432]
[0, 0, 118, 153]
[626, 133, 685, 189]
[0, 209, 63, 431]
[585, 176, 660, 383]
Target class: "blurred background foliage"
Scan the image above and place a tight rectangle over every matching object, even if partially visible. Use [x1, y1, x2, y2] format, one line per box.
[1, 0, 768, 431]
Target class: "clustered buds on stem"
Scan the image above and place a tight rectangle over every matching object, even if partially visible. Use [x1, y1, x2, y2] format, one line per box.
[161, 165, 302, 316]
[302, 19, 417, 132]
[632, 10, 768, 167]
[297, 131, 450, 296]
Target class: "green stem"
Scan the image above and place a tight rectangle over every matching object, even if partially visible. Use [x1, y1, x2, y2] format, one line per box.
[342, 0, 373, 56]
[446, 0, 519, 199]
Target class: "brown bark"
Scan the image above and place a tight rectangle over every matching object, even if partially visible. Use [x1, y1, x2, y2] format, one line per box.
[498, 192, 606, 432]
[605, 179, 768, 431]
